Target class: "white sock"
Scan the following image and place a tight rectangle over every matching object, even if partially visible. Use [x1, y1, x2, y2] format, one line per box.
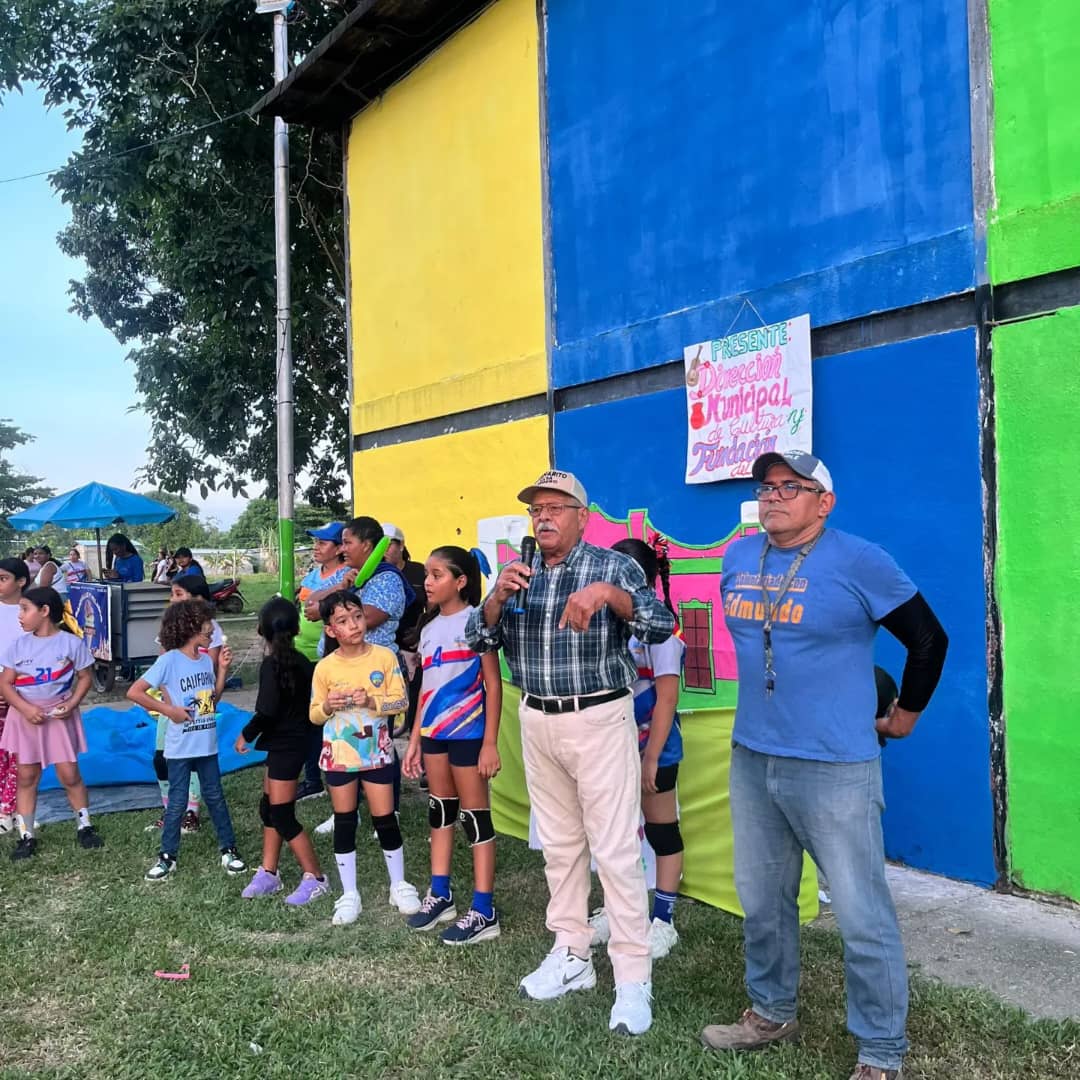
[16, 814, 33, 839]
[75, 807, 91, 829]
[335, 850, 357, 895]
[383, 845, 404, 886]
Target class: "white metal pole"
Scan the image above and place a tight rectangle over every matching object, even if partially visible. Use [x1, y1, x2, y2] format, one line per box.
[269, 6, 295, 596]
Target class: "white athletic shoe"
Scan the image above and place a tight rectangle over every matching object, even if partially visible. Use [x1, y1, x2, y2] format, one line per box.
[588, 907, 611, 947]
[519, 948, 597, 1001]
[648, 917, 679, 959]
[332, 891, 362, 925]
[388, 879, 421, 915]
[609, 980, 653, 1035]
[314, 814, 335, 836]
[0, 814, 13, 835]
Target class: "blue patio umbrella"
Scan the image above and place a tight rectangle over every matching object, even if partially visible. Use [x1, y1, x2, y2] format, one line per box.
[8, 482, 177, 575]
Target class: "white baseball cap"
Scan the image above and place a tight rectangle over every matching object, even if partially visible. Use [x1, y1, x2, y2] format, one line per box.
[751, 451, 833, 493]
[380, 522, 405, 543]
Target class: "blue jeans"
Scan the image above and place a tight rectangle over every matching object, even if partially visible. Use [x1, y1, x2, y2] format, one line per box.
[162, 755, 236, 859]
[730, 744, 908, 1071]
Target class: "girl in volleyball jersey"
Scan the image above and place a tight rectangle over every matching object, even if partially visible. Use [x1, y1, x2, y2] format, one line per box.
[589, 538, 685, 960]
[402, 546, 502, 945]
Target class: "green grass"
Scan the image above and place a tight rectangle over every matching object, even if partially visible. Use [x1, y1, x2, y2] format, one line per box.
[238, 572, 281, 615]
[2, 771, 1077, 1079]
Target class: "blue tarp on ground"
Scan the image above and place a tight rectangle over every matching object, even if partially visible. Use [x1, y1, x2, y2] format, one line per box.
[39, 702, 265, 792]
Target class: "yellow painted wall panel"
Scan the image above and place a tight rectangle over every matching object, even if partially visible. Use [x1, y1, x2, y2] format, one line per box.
[346, 0, 546, 432]
[352, 415, 549, 553]
[354, 353, 546, 436]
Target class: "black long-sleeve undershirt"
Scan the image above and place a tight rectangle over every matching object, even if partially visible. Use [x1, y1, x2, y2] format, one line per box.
[241, 654, 315, 750]
[877, 591, 949, 713]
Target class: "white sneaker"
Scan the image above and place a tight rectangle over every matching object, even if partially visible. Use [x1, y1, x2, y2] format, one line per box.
[588, 907, 611, 947]
[648, 917, 679, 959]
[314, 814, 335, 836]
[609, 980, 653, 1035]
[0, 814, 13, 835]
[220, 849, 246, 875]
[332, 891, 362, 925]
[389, 879, 421, 915]
[519, 948, 597, 1001]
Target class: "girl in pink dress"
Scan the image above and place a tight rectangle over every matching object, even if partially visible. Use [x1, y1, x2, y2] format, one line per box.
[0, 557, 30, 834]
[0, 586, 103, 861]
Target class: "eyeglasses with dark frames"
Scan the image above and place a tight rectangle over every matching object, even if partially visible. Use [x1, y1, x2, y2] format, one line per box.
[754, 482, 825, 500]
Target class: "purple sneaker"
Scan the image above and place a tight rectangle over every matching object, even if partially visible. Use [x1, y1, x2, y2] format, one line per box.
[285, 873, 331, 906]
[241, 867, 282, 899]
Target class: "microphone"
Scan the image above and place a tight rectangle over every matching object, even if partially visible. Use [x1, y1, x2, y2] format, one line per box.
[512, 536, 537, 614]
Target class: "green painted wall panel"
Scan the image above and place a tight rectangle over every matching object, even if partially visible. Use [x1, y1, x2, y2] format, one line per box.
[996, 309, 1080, 896]
[989, 0, 1080, 283]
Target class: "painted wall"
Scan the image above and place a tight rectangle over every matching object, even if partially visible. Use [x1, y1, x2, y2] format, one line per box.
[996, 309, 1080, 896]
[345, 0, 546, 434]
[554, 331, 996, 885]
[351, 418, 549, 553]
[544, 0, 975, 388]
[988, 0, 1080, 283]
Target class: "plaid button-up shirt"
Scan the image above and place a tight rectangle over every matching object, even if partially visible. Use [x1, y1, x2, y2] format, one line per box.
[465, 540, 677, 699]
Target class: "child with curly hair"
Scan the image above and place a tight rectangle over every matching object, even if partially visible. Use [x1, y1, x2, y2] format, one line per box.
[127, 599, 245, 881]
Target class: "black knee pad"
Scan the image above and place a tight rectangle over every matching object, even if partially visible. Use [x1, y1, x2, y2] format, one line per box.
[371, 812, 402, 851]
[153, 750, 168, 783]
[428, 794, 460, 830]
[269, 800, 302, 842]
[644, 819, 684, 857]
[258, 793, 272, 828]
[459, 807, 495, 846]
[333, 809, 358, 854]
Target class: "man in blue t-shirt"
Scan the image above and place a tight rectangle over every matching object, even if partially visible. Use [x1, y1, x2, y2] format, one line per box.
[702, 451, 948, 1080]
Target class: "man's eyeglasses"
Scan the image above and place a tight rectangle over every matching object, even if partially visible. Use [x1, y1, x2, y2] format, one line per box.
[754, 482, 825, 500]
[526, 503, 582, 518]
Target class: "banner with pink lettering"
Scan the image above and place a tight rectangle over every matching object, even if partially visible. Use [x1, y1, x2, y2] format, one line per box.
[683, 314, 813, 484]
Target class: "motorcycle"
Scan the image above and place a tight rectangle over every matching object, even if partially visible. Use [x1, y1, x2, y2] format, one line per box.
[208, 578, 246, 615]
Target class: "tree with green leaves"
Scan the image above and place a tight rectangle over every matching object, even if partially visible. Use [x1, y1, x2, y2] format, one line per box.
[226, 498, 334, 548]
[0, 419, 53, 540]
[0, 1, 350, 507]
[125, 489, 220, 554]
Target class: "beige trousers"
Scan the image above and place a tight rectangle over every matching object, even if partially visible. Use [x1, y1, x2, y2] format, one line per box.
[520, 693, 651, 984]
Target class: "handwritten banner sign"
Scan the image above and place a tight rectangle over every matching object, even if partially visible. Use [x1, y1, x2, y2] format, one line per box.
[684, 314, 812, 484]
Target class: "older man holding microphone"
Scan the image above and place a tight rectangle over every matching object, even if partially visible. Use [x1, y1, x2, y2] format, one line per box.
[466, 470, 676, 1036]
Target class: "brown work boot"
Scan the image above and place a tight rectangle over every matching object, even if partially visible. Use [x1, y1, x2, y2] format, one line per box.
[700, 1007, 800, 1051]
[849, 1066, 902, 1080]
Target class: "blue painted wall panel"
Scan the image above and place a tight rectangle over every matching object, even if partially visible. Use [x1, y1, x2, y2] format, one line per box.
[545, 0, 976, 388]
[555, 329, 995, 885]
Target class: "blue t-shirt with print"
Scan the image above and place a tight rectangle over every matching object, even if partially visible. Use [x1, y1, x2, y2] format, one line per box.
[142, 649, 219, 760]
[720, 528, 916, 763]
[358, 564, 407, 653]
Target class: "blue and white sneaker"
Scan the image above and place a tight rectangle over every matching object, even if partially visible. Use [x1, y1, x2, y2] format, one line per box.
[407, 890, 457, 931]
[145, 854, 176, 881]
[440, 908, 501, 946]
